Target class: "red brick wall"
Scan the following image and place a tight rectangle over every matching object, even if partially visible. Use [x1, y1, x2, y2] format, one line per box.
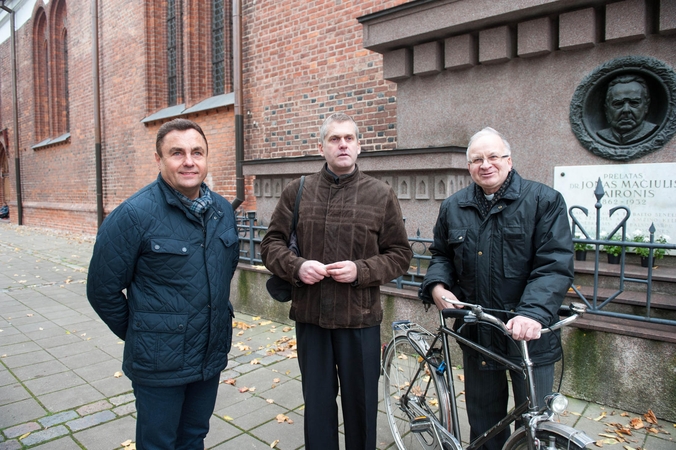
[241, 1, 409, 159]
[0, 0, 408, 234]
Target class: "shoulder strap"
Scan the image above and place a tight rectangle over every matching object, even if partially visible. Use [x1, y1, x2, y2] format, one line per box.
[291, 176, 305, 232]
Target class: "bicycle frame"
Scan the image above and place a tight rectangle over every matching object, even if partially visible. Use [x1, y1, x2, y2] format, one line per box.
[435, 309, 537, 450]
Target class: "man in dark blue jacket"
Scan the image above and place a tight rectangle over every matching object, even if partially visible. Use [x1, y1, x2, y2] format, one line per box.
[419, 127, 574, 450]
[87, 118, 239, 449]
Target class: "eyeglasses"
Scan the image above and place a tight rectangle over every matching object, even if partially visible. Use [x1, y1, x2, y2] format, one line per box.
[468, 154, 510, 166]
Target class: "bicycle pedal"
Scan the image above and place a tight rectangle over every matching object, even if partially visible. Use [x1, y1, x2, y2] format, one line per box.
[410, 415, 433, 433]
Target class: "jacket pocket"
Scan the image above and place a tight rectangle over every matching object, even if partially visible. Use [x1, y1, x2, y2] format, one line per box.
[131, 311, 187, 372]
[502, 228, 528, 278]
[447, 228, 467, 276]
[219, 227, 239, 248]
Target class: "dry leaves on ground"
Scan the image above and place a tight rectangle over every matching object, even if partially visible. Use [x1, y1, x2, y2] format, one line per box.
[276, 413, 294, 424]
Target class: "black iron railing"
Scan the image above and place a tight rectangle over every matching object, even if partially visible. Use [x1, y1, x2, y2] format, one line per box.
[569, 180, 676, 326]
[237, 180, 675, 326]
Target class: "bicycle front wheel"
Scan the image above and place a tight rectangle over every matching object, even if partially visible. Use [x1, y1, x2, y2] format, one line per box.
[382, 335, 453, 450]
[502, 428, 589, 450]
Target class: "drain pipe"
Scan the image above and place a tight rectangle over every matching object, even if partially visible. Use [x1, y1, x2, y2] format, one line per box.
[1, 2, 22, 224]
[231, 0, 244, 211]
[91, 0, 103, 226]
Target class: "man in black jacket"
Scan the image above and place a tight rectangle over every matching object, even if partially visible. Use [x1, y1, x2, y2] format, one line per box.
[419, 127, 574, 450]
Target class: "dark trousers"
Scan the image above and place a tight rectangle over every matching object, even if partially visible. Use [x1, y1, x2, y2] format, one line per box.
[132, 374, 220, 450]
[463, 351, 555, 450]
[296, 322, 381, 450]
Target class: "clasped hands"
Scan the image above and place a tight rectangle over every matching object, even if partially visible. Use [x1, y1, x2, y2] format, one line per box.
[298, 260, 357, 285]
[431, 284, 542, 341]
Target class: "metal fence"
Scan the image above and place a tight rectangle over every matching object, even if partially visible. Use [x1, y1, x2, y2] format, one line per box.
[569, 180, 676, 326]
[237, 181, 675, 326]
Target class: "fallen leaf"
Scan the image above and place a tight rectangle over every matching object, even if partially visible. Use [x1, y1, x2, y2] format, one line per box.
[458, 374, 465, 382]
[239, 387, 249, 393]
[250, 359, 260, 365]
[270, 439, 279, 448]
[222, 378, 236, 386]
[282, 326, 293, 332]
[622, 446, 636, 450]
[266, 399, 274, 404]
[276, 413, 293, 424]
[252, 316, 261, 320]
[19, 432, 31, 440]
[121, 440, 132, 446]
[629, 418, 644, 429]
[26, 313, 33, 317]
[223, 415, 234, 421]
[594, 412, 607, 421]
[598, 434, 617, 439]
[237, 330, 245, 336]
[260, 320, 272, 326]
[621, 412, 630, 417]
[114, 371, 123, 378]
[644, 410, 658, 424]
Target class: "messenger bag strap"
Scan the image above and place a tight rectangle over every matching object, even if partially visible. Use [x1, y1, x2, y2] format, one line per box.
[291, 176, 305, 232]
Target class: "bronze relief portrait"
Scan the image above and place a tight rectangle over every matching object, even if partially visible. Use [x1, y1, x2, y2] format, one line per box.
[570, 56, 676, 161]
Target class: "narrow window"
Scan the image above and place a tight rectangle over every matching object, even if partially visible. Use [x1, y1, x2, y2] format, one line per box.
[63, 30, 70, 131]
[212, 0, 225, 95]
[167, 0, 177, 105]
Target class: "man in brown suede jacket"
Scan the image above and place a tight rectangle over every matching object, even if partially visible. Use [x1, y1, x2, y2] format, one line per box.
[261, 113, 412, 450]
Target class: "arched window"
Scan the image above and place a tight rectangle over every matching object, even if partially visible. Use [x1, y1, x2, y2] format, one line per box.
[52, 0, 69, 135]
[33, 9, 49, 140]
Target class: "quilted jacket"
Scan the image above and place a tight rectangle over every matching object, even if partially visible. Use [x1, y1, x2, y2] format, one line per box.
[260, 165, 412, 329]
[87, 175, 239, 387]
[419, 171, 574, 368]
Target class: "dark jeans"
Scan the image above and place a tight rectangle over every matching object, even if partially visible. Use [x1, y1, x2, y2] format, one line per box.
[463, 351, 555, 450]
[132, 374, 220, 450]
[296, 322, 381, 450]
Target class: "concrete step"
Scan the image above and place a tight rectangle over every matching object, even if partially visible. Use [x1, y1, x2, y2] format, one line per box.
[573, 258, 676, 295]
[567, 312, 676, 344]
[565, 283, 676, 342]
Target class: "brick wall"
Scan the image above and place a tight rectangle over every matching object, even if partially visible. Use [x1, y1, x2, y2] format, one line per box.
[240, 1, 409, 159]
[0, 0, 408, 233]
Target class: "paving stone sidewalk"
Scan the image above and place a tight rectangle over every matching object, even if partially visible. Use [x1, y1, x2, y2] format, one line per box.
[0, 223, 674, 449]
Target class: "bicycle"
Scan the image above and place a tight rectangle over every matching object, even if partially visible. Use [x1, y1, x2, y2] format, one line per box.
[381, 300, 595, 450]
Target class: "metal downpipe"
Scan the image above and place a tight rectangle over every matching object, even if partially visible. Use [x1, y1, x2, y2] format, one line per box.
[1, 3, 22, 224]
[92, 0, 103, 227]
[231, 0, 244, 211]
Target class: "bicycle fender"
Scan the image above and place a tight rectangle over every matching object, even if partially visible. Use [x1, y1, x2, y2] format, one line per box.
[537, 422, 595, 447]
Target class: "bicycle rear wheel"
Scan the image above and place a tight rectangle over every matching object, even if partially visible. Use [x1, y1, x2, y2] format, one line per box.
[382, 335, 453, 450]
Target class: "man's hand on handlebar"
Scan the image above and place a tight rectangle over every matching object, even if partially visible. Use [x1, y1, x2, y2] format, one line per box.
[506, 315, 542, 341]
[431, 284, 463, 310]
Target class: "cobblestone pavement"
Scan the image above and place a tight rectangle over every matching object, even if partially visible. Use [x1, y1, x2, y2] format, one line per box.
[0, 223, 674, 449]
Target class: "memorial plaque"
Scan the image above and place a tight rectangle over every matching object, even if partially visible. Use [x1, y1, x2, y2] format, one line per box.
[554, 163, 676, 241]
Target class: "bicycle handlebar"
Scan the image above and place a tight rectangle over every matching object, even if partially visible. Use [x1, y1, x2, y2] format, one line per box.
[440, 298, 587, 335]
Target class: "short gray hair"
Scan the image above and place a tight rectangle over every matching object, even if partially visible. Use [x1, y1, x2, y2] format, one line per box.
[319, 113, 359, 143]
[466, 127, 511, 161]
